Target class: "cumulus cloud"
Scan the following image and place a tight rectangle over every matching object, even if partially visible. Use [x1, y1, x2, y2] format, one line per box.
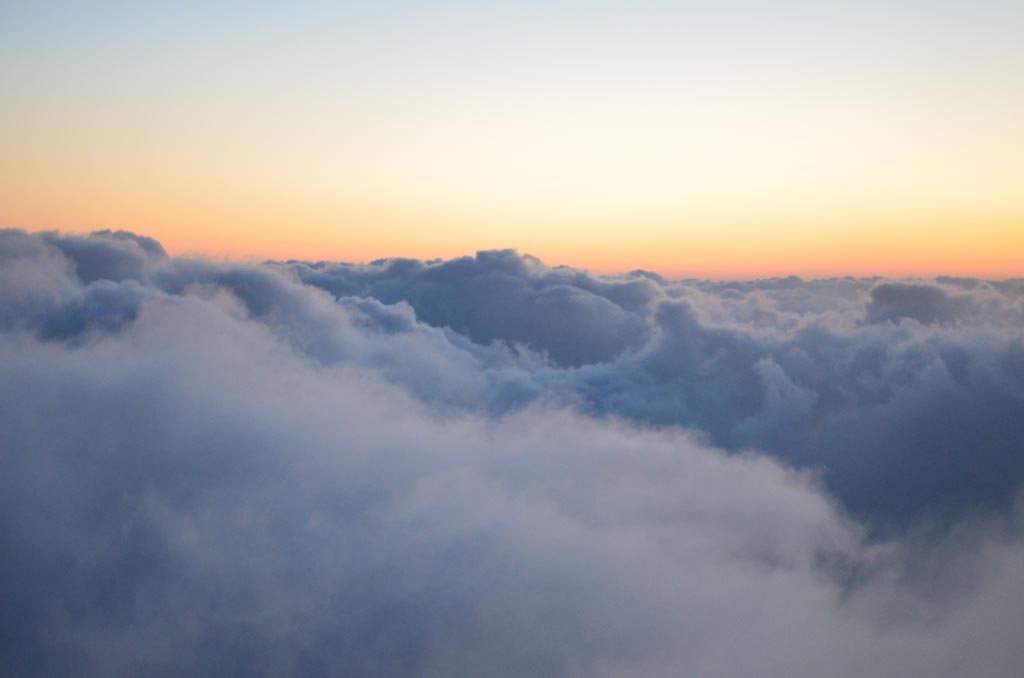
[865, 282, 961, 325]
[291, 250, 653, 367]
[278, 245, 1024, 525]
[2, 229, 1023, 676]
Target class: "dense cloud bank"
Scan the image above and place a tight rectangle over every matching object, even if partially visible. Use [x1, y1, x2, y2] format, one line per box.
[2, 229, 1023, 676]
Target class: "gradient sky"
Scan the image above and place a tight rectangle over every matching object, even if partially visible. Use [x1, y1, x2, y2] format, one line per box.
[2, 0, 1022, 277]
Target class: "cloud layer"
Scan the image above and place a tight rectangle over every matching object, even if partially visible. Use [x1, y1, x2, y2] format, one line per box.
[2, 229, 1023, 676]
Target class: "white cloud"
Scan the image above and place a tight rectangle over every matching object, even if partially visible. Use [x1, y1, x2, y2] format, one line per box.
[1, 229, 1023, 676]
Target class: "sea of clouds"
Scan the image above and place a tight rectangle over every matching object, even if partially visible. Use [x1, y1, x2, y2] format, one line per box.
[2, 228, 1023, 676]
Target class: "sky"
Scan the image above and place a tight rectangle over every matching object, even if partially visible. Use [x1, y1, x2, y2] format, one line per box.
[1, 0, 1022, 277]
[4, 7, 1024, 670]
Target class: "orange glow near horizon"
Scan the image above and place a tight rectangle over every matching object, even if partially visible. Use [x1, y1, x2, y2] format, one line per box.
[4, 199, 1022, 280]
[3, 112, 1021, 279]
[4, 89, 1021, 279]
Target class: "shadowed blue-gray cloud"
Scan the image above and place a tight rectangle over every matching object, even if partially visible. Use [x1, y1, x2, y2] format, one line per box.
[290, 245, 1024, 525]
[2, 229, 1024, 676]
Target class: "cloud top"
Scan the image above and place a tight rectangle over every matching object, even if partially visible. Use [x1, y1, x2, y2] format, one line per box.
[2, 229, 1023, 676]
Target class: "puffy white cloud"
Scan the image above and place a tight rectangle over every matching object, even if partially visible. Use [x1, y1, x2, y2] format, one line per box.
[1, 229, 1023, 676]
[6, 229, 1024, 524]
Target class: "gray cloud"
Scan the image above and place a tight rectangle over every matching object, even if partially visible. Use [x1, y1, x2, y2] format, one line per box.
[865, 282, 961, 325]
[5, 229, 1024, 525]
[2, 229, 1024, 676]
[41, 228, 166, 284]
[291, 250, 653, 367]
